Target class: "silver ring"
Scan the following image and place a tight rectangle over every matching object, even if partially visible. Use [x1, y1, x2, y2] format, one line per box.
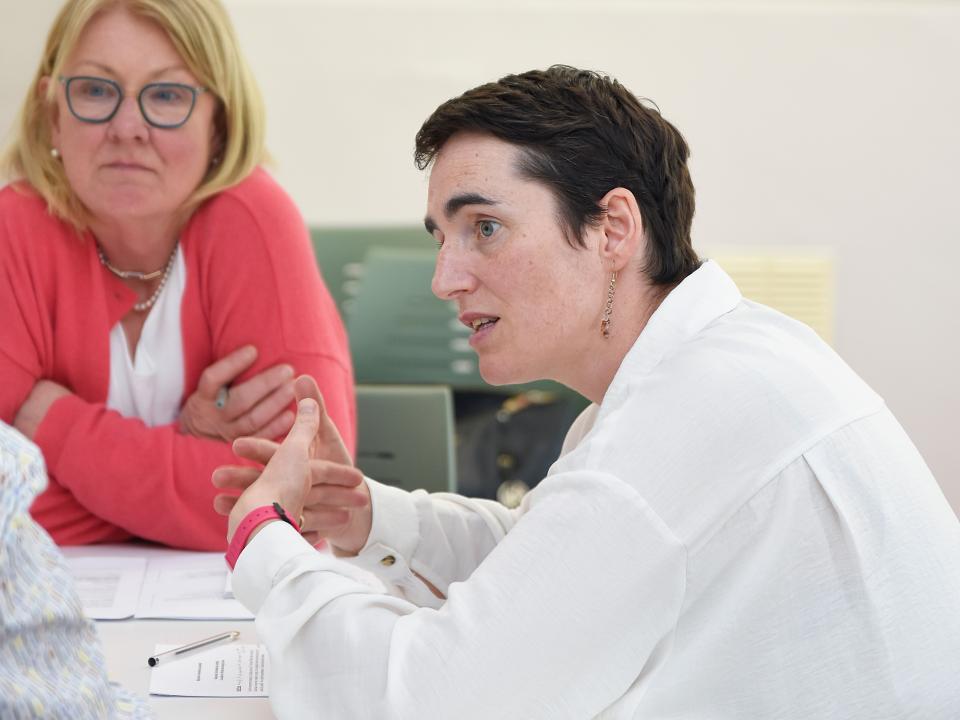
[214, 386, 229, 409]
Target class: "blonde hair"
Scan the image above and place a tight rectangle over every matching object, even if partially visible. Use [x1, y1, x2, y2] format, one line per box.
[0, 0, 266, 229]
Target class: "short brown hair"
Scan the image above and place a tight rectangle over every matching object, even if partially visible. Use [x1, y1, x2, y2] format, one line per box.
[1, 0, 265, 229]
[415, 65, 699, 285]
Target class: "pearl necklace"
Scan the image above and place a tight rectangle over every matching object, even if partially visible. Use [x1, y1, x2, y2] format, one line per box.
[97, 243, 178, 312]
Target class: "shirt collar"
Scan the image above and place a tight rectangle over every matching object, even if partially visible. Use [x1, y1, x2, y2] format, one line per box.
[607, 259, 741, 391]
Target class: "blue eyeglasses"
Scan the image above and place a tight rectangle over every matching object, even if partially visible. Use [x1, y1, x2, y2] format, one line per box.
[59, 75, 207, 129]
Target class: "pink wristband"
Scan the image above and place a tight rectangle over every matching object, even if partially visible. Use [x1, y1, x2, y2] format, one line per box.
[225, 503, 301, 570]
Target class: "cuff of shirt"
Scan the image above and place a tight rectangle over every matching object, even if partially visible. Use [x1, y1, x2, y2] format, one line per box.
[231, 520, 316, 613]
[346, 479, 443, 608]
[356, 478, 420, 565]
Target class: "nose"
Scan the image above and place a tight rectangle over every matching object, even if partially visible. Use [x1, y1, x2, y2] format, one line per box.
[107, 94, 149, 142]
[431, 243, 477, 301]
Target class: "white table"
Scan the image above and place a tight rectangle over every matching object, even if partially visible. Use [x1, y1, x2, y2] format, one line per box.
[63, 544, 274, 719]
[97, 617, 272, 719]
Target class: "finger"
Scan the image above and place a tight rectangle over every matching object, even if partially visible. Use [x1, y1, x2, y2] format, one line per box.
[301, 530, 324, 546]
[301, 506, 351, 529]
[224, 365, 295, 420]
[307, 460, 365, 488]
[294, 375, 352, 465]
[293, 374, 321, 403]
[304, 485, 369, 508]
[284, 397, 321, 451]
[197, 345, 257, 399]
[232, 436, 279, 464]
[213, 493, 240, 516]
[229, 380, 295, 437]
[247, 410, 295, 441]
[260, 397, 321, 470]
[227, 400, 319, 521]
[212, 465, 261, 489]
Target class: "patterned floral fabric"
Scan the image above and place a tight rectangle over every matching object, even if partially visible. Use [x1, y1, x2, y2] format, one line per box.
[0, 422, 152, 719]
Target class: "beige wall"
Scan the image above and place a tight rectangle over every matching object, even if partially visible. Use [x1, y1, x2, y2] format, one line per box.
[2, 0, 958, 513]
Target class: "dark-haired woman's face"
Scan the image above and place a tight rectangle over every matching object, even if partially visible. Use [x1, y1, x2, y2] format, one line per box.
[426, 132, 609, 389]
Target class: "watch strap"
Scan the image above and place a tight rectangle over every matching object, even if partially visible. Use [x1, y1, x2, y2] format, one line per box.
[225, 503, 301, 570]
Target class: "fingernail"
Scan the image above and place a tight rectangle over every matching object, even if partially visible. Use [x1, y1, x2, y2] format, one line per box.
[282, 365, 295, 379]
[243, 345, 257, 360]
[299, 399, 317, 414]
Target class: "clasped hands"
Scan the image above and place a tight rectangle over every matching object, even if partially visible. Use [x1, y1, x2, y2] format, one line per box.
[212, 375, 371, 555]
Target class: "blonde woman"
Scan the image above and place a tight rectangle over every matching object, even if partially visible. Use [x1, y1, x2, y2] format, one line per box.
[0, 0, 356, 550]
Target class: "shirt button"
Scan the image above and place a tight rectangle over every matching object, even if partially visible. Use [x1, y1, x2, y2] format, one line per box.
[380, 555, 396, 567]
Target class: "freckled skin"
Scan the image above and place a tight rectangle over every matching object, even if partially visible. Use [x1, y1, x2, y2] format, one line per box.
[427, 132, 610, 390]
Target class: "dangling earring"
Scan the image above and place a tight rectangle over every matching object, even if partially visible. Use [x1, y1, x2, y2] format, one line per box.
[50, 148, 60, 159]
[600, 272, 618, 339]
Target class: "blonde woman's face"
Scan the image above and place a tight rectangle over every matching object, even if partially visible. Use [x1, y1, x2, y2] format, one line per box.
[49, 5, 218, 230]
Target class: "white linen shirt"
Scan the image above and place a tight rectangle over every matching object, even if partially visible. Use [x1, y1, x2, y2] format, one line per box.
[232, 260, 960, 719]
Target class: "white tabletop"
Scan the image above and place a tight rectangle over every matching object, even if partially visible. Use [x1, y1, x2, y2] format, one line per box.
[97, 617, 272, 719]
[64, 543, 274, 719]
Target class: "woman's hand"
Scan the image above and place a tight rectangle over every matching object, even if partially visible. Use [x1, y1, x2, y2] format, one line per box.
[179, 345, 297, 442]
[213, 375, 372, 553]
[14, 380, 71, 440]
[221, 395, 320, 543]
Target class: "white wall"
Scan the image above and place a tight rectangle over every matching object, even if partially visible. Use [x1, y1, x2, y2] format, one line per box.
[2, 0, 958, 513]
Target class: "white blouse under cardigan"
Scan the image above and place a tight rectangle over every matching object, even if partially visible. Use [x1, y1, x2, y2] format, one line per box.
[232, 261, 960, 719]
[106, 246, 186, 427]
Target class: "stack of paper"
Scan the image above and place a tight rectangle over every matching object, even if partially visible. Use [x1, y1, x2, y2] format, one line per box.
[65, 552, 252, 621]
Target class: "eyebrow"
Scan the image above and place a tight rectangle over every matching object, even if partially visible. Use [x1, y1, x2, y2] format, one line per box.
[72, 61, 192, 81]
[423, 192, 499, 235]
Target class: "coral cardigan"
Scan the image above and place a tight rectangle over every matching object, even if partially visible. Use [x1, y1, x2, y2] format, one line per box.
[0, 168, 356, 550]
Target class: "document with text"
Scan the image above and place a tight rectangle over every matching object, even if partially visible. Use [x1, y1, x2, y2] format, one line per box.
[148, 643, 269, 697]
[136, 554, 253, 619]
[64, 546, 252, 620]
[65, 556, 147, 620]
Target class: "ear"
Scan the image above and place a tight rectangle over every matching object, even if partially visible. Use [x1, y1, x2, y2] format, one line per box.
[208, 104, 227, 167]
[38, 76, 62, 148]
[597, 187, 643, 272]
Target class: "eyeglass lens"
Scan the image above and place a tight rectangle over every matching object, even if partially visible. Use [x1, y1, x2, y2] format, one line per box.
[65, 77, 197, 128]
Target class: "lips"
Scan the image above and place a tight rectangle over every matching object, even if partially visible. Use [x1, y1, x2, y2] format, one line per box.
[103, 161, 152, 172]
[470, 317, 498, 332]
[460, 313, 500, 333]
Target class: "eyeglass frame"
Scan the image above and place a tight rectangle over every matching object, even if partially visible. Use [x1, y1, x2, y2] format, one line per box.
[58, 75, 208, 130]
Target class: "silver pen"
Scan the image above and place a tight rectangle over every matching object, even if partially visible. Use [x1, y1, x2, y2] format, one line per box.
[147, 630, 241, 667]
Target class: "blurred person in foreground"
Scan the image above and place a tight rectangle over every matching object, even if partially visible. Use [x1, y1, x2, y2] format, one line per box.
[0, 420, 152, 719]
[216, 66, 960, 718]
[0, 0, 356, 550]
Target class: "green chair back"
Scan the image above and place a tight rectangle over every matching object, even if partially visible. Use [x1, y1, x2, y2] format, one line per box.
[355, 384, 456, 493]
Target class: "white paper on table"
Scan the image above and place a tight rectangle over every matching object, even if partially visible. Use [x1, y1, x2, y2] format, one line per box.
[135, 553, 253, 620]
[65, 556, 147, 620]
[148, 643, 268, 697]
[223, 571, 234, 599]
